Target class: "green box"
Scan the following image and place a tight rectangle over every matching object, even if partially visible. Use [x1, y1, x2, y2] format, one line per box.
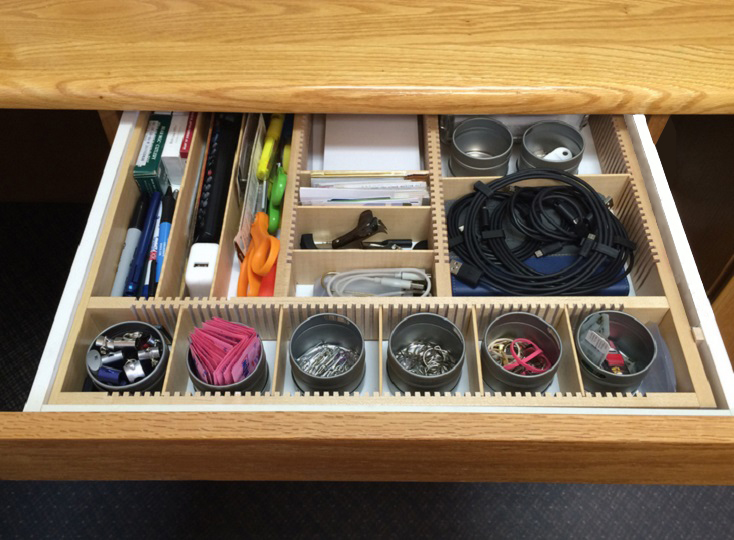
[133, 113, 172, 195]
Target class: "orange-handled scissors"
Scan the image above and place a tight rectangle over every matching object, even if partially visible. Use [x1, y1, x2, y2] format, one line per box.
[237, 192, 279, 296]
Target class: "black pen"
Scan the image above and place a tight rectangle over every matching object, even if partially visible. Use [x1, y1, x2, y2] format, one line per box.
[111, 194, 148, 296]
[155, 187, 177, 286]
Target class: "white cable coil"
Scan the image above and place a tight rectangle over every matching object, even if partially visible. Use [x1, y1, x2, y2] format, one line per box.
[324, 268, 431, 297]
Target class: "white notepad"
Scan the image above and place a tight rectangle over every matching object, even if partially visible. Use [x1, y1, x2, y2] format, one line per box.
[323, 115, 422, 171]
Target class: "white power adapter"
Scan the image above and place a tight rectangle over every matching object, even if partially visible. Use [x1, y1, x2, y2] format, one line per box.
[185, 243, 219, 297]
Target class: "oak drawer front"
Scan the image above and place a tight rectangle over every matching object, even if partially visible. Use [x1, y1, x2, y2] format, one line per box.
[10, 112, 733, 483]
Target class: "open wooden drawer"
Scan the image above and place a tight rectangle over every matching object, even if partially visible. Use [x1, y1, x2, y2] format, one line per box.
[6, 113, 734, 483]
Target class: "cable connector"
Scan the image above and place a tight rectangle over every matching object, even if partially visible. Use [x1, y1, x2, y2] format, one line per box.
[534, 242, 564, 258]
[481, 229, 505, 241]
[554, 202, 580, 227]
[580, 233, 596, 258]
[593, 242, 620, 258]
[448, 235, 464, 249]
[613, 235, 636, 251]
[450, 260, 482, 287]
[479, 206, 492, 231]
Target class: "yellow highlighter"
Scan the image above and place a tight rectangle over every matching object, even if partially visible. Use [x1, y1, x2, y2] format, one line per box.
[256, 114, 285, 182]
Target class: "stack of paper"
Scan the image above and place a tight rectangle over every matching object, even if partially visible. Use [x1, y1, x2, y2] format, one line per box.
[300, 175, 429, 206]
[322, 115, 422, 171]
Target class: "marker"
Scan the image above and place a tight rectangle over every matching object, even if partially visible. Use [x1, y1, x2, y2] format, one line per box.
[156, 187, 177, 284]
[124, 190, 162, 297]
[256, 113, 284, 182]
[141, 199, 162, 298]
[111, 194, 149, 296]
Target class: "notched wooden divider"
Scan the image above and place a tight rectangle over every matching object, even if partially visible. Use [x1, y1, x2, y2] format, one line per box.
[51, 113, 716, 411]
[588, 115, 632, 175]
[156, 113, 210, 298]
[85, 112, 150, 298]
[49, 298, 704, 409]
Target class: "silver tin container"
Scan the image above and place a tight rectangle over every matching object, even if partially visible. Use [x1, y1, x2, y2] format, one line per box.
[449, 118, 514, 177]
[86, 321, 170, 392]
[481, 312, 562, 392]
[387, 313, 466, 393]
[289, 313, 366, 393]
[575, 310, 657, 393]
[518, 120, 585, 174]
[187, 340, 268, 394]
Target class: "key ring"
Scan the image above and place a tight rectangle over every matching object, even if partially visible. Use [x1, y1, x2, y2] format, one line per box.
[488, 338, 514, 366]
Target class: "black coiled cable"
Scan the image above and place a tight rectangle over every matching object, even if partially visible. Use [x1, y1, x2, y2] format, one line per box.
[447, 169, 635, 296]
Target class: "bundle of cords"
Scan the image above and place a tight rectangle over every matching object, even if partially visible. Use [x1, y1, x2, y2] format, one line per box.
[323, 268, 431, 297]
[447, 169, 635, 296]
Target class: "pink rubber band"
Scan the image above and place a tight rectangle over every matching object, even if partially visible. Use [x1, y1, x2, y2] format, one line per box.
[503, 338, 551, 374]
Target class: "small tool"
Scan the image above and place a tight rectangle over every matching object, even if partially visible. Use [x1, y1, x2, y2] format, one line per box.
[94, 333, 143, 354]
[237, 188, 280, 297]
[86, 350, 103, 373]
[97, 366, 126, 385]
[331, 210, 387, 249]
[123, 359, 147, 383]
[138, 347, 161, 368]
[300, 234, 413, 250]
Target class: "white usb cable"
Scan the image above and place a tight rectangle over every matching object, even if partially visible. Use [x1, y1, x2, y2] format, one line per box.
[323, 268, 431, 297]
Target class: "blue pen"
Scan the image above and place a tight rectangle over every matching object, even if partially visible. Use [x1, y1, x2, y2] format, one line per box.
[124, 190, 162, 297]
[156, 187, 177, 283]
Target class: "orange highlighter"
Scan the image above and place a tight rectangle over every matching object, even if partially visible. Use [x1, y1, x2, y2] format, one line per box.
[237, 191, 279, 297]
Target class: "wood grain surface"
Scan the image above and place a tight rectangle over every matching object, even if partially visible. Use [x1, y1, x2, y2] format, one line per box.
[713, 271, 734, 364]
[1, 1, 734, 113]
[1, 412, 734, 483]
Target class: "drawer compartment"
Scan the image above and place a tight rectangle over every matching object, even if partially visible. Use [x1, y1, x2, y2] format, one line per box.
[86, 113, 210, 300]
[437, 173, 664, 297]
[38, 113, 727, 414]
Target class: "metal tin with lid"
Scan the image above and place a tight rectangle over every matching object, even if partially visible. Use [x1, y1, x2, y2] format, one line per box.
[387, 313, 466, 393]
[187, 342, 269, 394]
[575, 310, 657, 393]
[289, 313, 366, 394]
[449, 117, 514, 177]
[481, 312, 563, 392]
[86, 321, 170, 392]
[518, 120, 585, 173]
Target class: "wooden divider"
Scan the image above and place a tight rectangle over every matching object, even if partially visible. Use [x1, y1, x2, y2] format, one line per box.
[207, 115, 247, 299]
[209, 170, 241, 298]
[86, 112, 150, 298]
[274, 114, 310, 296]
[155, 113, 210, 299]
